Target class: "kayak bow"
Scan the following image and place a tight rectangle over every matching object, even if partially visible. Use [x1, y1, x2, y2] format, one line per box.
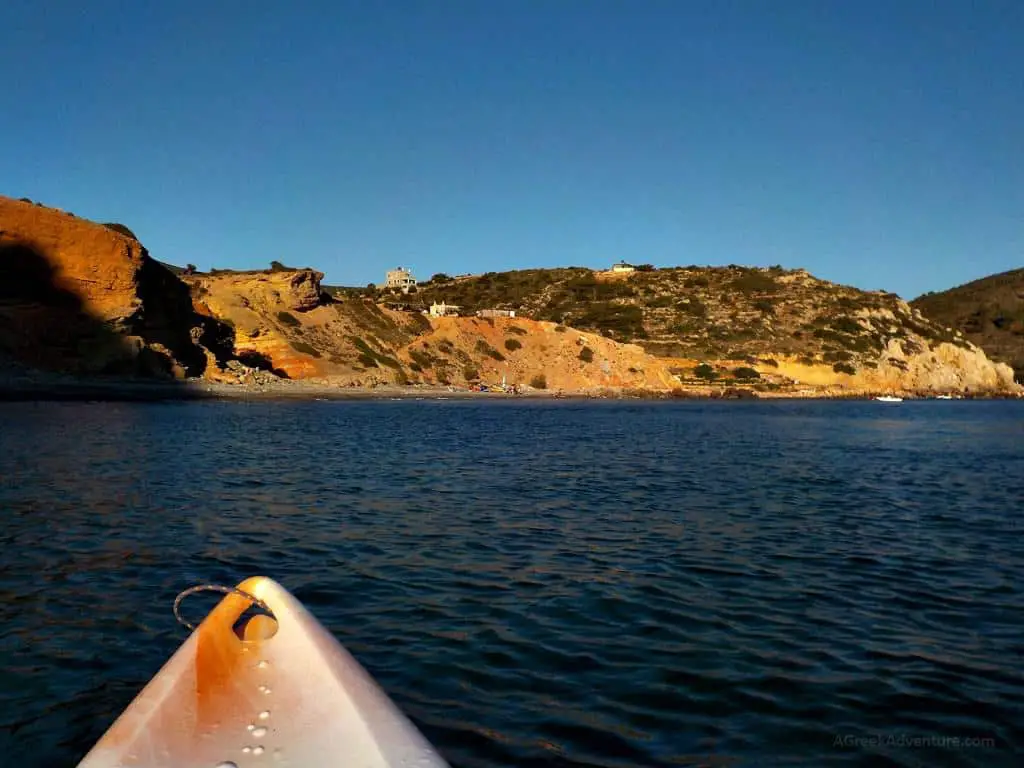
[77, 576, 449, 767]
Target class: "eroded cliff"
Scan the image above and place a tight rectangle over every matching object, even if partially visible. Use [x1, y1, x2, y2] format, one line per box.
[0, 196, 229, 377]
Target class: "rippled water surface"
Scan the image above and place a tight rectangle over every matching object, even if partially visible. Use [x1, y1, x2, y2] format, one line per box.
[1, 399, 1022, 767]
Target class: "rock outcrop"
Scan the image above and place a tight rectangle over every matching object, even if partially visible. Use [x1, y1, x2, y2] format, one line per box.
[0, 196, 229, 377]
[912, 268, 1024, 384]
[185, 269, 341, 379]
[765, 341, 1017, 396]
[282, 270, 324, 312]
[872, 339, 1017, 393]
[0, 196, 145, 322]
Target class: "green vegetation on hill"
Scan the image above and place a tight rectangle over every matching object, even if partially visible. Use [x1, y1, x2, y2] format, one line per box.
[169, 260, 316, 277]
[415, 268, 590, 313]
[412, 265, 973, 366]
[913, 269, 1024, 382]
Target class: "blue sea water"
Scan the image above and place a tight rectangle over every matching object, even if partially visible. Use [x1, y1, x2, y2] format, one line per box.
[0, 399, 1022, 767]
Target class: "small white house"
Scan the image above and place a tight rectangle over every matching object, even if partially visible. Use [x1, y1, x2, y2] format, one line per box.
[428, 301, 461, 317]
[477, 308, 516, 318]
[610, 261, 635, 273]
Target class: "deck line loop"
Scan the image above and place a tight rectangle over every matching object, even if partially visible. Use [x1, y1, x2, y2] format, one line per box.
[173, 584, 273, 631]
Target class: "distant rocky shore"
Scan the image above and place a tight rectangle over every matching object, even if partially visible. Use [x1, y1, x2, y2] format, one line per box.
[1, 195, 1020, 399]
[2, 365, 1020, 403]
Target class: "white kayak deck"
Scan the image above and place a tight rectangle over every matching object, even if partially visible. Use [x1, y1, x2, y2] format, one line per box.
[77, 577, 449, 768]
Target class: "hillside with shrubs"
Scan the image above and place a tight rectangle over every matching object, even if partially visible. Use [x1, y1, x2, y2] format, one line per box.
[412, 265, 979, 377]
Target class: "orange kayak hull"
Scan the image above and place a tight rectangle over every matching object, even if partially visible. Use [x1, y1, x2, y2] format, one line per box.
[76, 577, 449, 767]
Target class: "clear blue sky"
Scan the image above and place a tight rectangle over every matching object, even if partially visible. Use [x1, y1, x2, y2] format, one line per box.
[2, 1, 1021, 298]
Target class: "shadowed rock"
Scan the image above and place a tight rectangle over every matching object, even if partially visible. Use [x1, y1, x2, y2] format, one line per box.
[0, 195, 233, 379]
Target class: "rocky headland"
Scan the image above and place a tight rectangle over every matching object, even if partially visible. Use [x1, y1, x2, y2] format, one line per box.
[1, 195, 1019, 400]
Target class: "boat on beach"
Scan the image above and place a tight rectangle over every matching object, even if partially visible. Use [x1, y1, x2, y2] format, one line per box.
[875, 395, 903, 403]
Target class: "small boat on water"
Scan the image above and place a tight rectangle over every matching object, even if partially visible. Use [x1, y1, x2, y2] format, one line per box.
[935, 394, 955, 400]
[875, 395, 903, 403]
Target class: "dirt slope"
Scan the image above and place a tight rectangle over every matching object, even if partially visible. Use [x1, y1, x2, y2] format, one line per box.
[399, 316, 678, 390]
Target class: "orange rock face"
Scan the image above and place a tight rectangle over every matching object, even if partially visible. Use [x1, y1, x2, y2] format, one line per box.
[282, 270, 324, 312]
[0, 196, 145, 323]
[0, 196, 232, 377]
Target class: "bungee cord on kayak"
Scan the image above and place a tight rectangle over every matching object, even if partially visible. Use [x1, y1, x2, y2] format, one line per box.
[172, 583, 275, 632]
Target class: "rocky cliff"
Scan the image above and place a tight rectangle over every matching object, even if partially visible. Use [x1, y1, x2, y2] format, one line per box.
[0, 196, 229, 377]
[754, 341, 1017, 396]
[0, 197, 145, 321]
[912, 269, 1024, 384]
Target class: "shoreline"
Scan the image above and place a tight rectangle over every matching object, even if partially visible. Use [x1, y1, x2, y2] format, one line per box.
[1, 372, 1020, 403]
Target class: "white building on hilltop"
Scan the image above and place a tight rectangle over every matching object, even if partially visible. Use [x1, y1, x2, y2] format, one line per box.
[385, 266, 417, 292]
[428, 301, 461, 317]
[610, 261, 636, 274]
